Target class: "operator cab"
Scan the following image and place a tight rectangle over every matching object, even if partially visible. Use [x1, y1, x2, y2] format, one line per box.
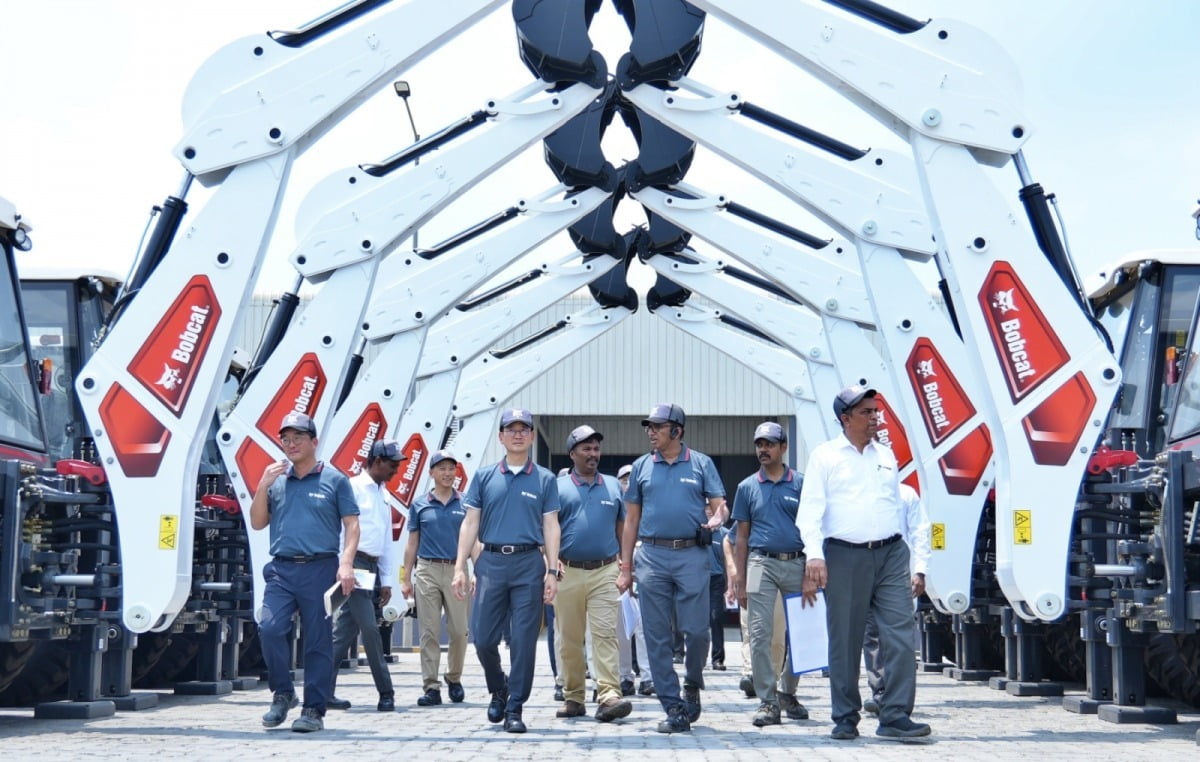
[18, 266, 119, 461]
[0, 202, 46, 460]
[1090, 251, 1200, 457]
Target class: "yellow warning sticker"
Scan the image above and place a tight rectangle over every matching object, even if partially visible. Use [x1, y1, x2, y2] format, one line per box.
[1013, 510, 1032, 545]
[159, 514, 178, 550]
[931, 523, 946, 550]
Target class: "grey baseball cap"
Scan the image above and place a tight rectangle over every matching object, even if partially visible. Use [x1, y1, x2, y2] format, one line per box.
[833, 384, 877, 418]
[369, 438, 406, 462]
[753, 422, 786, 443]
[278, 411, 317, 437]
[428, 449, 458, 469]
[641, 403, 686, 427]
[566, 424, 603, 452]
[499, 407, 534, 430]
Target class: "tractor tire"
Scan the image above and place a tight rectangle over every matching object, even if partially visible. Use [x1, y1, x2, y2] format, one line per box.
[132, 633, 201, 689]
[0, 641, 38, 695]
[130, 631, 175, 685]
[238, 626, 265, 676]
[1043, 617, 1086, 683]
[1144, 633, 1200, 707]
[0, 640, 71, 706]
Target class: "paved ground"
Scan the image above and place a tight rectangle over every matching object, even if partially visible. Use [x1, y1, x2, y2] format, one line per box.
[1, 630, 1196, 760]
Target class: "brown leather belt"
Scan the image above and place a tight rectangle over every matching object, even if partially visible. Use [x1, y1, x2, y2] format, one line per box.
[560, 555, 618, 570]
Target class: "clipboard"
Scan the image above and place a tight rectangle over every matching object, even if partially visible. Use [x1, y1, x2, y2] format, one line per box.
[323, 569, 377, 617]
[784, 590, 829, 675]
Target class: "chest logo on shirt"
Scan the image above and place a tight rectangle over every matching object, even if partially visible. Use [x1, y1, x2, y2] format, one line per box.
[783, 495, 798, 504]
[521, 491, 538, 500]
[679, 477, 698, 485]
[308, 492, 327, 500]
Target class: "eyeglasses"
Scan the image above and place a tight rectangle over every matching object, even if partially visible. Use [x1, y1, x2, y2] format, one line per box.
[502, 426, 532, 436]
[279, 434, 311, 446]
[644, 423, 670, 432]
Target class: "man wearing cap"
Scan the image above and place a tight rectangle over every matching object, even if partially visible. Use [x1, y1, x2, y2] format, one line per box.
[797, 385, 932, 741]
[732, 421, 810, 727]
[250, 412, 360, 733]
[617, 403, 728, 734]
[327, 438, 403, 713]
[401, 449, 470, 708]
[451, 408, 560, 734]
[554, 425, 633, 723]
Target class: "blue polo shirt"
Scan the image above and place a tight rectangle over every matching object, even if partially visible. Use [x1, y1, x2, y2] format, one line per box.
[731, 466, 805, 554]
[557, 471, 625, 561]
[464, 459, 559, 545]
[266, 462, 358, 556]
[710, 525, 729, 576]
[625, 445, 725, 539]
[410, 489, 466, 560]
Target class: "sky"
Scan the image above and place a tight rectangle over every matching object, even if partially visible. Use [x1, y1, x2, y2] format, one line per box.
[3, 0, 1198, 298]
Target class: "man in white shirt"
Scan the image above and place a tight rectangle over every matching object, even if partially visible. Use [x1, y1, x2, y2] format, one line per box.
[327, 439, 403, 712]
[797, 385, 932, 741]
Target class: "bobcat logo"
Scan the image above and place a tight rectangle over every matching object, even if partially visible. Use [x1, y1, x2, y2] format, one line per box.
[915, 359, 936, 378]
[155, 364, 183, 391]
[991, 288, 1018, 314]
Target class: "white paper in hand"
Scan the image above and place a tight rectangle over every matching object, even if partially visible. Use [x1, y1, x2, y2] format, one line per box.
[784, 591, 829, 675]
[619, 591, 640, 639]
[323, 570, 378, 617]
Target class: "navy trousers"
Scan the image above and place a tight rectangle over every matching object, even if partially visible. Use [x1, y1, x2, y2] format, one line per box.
[259, 557, 338, 713]
[471, 549, 545, 714]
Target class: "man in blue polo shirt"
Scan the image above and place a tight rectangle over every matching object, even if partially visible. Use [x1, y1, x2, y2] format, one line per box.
[616, 403, 727, 734]
[732, 421, 810, 728]
[250, 412, 360, 733]
[452, 408, 560, 734]
[554, 425, 633, 724]
[402, 449, 470, 708]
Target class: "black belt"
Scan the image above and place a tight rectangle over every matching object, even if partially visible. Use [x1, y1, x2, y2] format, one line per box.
[419, 557, 456, 565]
[751, 549, 805, 561]
[826, 534, 902, 550]
[355, 551, 379, 564]
[560, 555, 617, 570]
[273, 552, 337, 563]
[639, 536, 698, 549]
[483, 543, 539, 555]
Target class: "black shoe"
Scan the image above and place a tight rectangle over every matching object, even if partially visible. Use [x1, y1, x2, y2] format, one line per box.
[326, 696, 351, 711]
[831, 720, 859, 740]
[656, 704, 691, 734]
[682, 682, 701, 723]
[595, 697, 632, 722]
[637, 680, 655, 696]
[672, 653, 684, 664]
[487, 689, 508, 724]
[778, 692, 809, 720]
[620, 679, 635, 697]
[712, 660, 726, 671]
[739, 675, 756, 699]
[291, 707, 324, 733]
[261, 691, 298, 728]
[447, 681, 465, 704]
[863, 697, 880, 715]
[417, 688, 442, 707]
[377, 693, 395, 712]
[877, 717, 931, 738]
[503, 712, 527, 733]
[553, 685, 565, 702]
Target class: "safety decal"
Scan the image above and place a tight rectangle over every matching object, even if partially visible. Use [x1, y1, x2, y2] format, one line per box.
[931, 523, 945, 551]
[1013, 510, 1032, 545]
[158, 514, 178, 550]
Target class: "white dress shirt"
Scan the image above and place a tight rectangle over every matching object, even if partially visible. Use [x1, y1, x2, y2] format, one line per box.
[795, 433, 905, 562]
[343, 470, 396, 586]
[899, 483, 931, 576]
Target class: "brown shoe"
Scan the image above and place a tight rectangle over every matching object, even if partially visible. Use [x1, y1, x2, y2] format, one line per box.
[595, 697, 633, 722]
[555, 700, 587, 718]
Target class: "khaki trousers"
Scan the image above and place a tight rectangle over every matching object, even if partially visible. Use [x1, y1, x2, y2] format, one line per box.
[414, 560, 469, 692]
[740, 595, 786, 685]
[556, 562, 621, 704]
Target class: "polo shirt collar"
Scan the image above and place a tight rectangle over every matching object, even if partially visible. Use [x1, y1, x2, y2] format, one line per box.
[569, 470, 605, 487]
[286, 460, 325, 479]
[756, 466, 794, 484]
[499, 459, 534, 475]
[426, 488, 462, 505]
[651, 444, 691, 463]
